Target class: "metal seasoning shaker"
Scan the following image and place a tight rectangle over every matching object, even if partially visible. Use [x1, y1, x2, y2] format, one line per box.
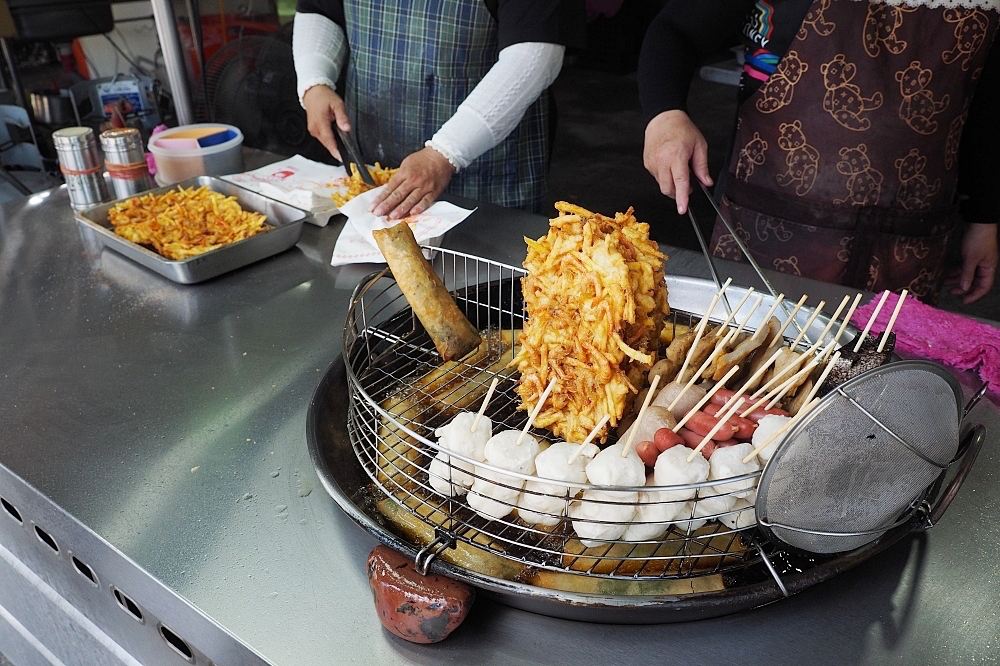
[100, 128, 154, 199]
[52, 127, 109, 210]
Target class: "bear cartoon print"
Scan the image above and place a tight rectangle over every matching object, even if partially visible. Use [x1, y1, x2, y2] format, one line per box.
[755, 51, 809, 113]
[820, 54, 883, 130]
[896, 61, 950, 134]
[835, 144, 883, 206]
[894, 148, 941, 210]
[735, 132, 768, 182]
[863, 4, 915, 57]
[797, 0, 835, 41]
[774, 120, 820, 196]
[942, 8, 990, 71]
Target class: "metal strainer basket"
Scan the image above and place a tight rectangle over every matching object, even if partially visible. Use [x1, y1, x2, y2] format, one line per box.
[756, 360, 964, 553]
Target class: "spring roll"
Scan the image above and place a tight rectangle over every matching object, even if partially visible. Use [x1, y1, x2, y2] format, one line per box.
[372, 223, 482, 361]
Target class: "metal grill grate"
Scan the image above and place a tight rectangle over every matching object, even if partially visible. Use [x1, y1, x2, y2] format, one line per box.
[342, 248, 779, 581]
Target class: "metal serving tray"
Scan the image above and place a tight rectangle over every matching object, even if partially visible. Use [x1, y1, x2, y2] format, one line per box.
[75, 175, 308, 284]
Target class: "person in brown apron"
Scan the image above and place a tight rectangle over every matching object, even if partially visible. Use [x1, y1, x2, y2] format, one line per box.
[639, 0, 999, 303]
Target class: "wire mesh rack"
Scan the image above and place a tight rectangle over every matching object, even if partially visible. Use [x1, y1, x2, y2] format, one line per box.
[344, 248, 783, 581]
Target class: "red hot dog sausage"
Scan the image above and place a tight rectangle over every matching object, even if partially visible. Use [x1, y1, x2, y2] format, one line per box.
[636, 440, 659, 467]
[684, 410, 738, 441]
[654, 428, 685, 452]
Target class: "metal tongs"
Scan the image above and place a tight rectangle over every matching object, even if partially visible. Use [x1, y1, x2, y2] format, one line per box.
[689, 181, 811, 343]
[335, 125, 376, 186]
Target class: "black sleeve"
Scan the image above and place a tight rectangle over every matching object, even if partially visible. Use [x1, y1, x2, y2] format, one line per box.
[295, 0, 344, 27]
[496, 0, 586, 50]
[637, 0, 754, 123]
[958, 42, 1000, 225]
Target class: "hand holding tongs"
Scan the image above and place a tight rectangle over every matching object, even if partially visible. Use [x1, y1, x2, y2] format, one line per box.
[335, 124, 376, 186]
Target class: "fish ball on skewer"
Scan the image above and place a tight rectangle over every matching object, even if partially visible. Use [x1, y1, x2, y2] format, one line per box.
[751, 414, 793, 464]
[719, 498, 757, 530]
[517, 441, 599, 526]
[570, 489, 639, 547]
[427, 412, 493, 496]
[692, 489, 738, 523]
[709, 443, 760, 499]
[468, 431, 540, 520]
[619, 406, 677, 450]
[652, 445, 710, 503]
[586, 442, 646, 487]
[622, 476, 686, 541]
[672, 502, 706, 533]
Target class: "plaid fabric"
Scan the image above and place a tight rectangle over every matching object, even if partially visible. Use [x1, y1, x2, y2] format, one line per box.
[343, 0, 548, 211]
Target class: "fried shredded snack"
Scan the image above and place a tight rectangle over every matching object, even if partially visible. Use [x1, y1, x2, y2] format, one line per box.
[511, 202, 669, 443]
[331, 162, 398, 207]
[108, 186, 268, 260]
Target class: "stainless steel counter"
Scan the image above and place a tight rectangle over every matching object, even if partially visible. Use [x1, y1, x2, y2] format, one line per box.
[1, 181, 998, 666]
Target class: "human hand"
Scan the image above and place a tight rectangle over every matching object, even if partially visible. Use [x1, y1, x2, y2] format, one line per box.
[945, 223, 998, 304]
[643, 109, 713, 215]
[371, 147, 455, 220]
[303, 84, 351, 161]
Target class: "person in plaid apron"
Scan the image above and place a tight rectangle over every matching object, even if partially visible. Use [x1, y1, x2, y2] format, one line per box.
[293, 0, 583, 218]
[640, 0, 999, 304]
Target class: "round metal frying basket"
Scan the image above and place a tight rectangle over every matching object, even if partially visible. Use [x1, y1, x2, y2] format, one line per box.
[341, 248, 855, 584]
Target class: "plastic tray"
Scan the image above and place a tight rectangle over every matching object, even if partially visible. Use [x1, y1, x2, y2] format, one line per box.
[75, 176, 307, 284]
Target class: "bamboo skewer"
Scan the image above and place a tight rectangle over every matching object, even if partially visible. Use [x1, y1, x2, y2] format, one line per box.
[877, 290, 907, 353]
[768, 294, 809, 350]
[516, 377, 557, 446]
[676, 317, 710, 387]
[471, 377, 500, 432]
[796, 351, 842, 409]
[567, 414, 611, 464]
[812, 294, 851, 351]
[666, 328, 739, 413]
[756, 293, 786, 333]
[713, 287, 755, 334]
[789, 300, 826, 351]
[740, 357, 816, 418]
[742, 398, 819, 464]
[718, 348, 786, 412]
[732, 293, 766, 338]
[822, 292, 863, 363]
[763, 358, 822, 410]
[677, 280, 730, 385]
[622, 375, 661, 457]
[687, 398, 746, 462]
[671, 364, 742, 433]
[853, 290, 890, 352]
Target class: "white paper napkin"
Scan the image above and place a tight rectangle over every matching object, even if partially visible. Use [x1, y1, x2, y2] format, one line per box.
[221, 155, 350, 227]
[330, 186, 475, 266]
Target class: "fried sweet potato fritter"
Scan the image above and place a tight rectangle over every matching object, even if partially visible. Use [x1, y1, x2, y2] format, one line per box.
[511, 202, 669, 443]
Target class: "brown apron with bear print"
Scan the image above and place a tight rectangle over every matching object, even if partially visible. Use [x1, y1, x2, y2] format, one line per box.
[709, 0, 998, 302]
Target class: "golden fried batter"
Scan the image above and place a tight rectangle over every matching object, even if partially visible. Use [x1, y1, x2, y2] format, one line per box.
[511, 202, 668, 443]
[108, 186, 268, 260]
[331, 162, 398, 207]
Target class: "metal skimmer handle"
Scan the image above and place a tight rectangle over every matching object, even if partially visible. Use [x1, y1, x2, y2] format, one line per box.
[928, 424, 986, 527]
[695, 182, 811, 346]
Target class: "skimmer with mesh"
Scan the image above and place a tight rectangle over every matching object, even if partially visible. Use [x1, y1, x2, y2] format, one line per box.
[756, 360, 963, 554]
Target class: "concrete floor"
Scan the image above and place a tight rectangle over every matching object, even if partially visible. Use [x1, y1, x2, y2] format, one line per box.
[545, 60, 1000, 322]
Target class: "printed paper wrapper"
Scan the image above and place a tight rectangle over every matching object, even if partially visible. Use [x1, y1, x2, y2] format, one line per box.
[331, 186, 475, 266]
[222, 155, 349, 227]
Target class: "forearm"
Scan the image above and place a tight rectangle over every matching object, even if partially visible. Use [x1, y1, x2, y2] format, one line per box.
[958, 44, 1000, 225]
[427, 42, 564, 170]
[638, 0, 753, 122]
[292, 12, 348, 106]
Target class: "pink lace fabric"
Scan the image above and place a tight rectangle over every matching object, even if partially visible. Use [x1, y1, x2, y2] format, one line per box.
[852, 292, 1000, 391]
